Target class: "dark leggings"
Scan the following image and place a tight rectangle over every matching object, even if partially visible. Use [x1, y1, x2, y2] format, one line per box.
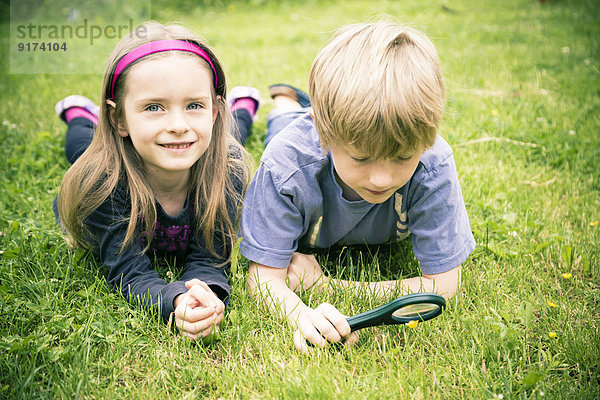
[65, 109, 254, 164]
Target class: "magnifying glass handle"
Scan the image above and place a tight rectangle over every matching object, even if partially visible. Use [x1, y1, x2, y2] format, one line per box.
[346, 312, 385, 332]
[303, 312, 384, 348]
[345, 300, 404, 332]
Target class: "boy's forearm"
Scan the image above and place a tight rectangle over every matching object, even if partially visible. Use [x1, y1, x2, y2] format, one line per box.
[247, 262, 309, 328]
[327, 265, 462, 300]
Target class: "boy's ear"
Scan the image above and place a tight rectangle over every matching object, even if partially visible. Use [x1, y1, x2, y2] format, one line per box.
[106, 99, 128, 137]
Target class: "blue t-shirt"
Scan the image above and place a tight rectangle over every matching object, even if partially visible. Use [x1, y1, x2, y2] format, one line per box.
[239, 113, 475, 275]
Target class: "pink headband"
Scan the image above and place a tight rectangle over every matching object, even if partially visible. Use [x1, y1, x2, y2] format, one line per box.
[110, 39, 218, 99]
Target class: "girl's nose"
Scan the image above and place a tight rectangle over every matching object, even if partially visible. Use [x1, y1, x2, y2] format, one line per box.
[167, 110, 189, 134]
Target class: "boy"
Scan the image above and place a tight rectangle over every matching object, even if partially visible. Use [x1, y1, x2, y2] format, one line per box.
[239, 21, 475, 352]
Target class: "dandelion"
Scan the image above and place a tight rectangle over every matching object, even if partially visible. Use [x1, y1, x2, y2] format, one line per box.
[561, 273, 572, 279]
[491, 109, 498, 116]
[546, 300, 558, 308]
[590, 221, 598, 227]
[321, 281, 329, 289]
[406, 320, 418, 328]
[548, 332, 557, 339]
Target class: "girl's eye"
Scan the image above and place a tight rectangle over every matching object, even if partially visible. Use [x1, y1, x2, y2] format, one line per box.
[145, 104, 161, 112]
[351, 156, 369, 163]
[187, 102, 204, 110]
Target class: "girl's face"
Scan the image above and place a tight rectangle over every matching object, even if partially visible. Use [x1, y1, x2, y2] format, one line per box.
[116, 53, 218, 179]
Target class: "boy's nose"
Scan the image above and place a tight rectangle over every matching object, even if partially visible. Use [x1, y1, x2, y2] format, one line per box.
[369, 162, 394, 188]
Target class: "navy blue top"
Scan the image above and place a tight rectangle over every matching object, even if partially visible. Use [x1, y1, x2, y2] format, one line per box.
[55, 181, 236, 321]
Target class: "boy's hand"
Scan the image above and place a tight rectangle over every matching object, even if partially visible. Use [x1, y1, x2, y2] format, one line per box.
[287, 252, 328, 291]
[173, 279, 224, 340]
[292, 302, 359, 353]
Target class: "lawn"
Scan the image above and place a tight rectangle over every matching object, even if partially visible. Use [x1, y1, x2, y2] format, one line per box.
[1, 0, 599, 398]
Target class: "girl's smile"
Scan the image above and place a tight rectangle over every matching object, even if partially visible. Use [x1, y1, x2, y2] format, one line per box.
[160, 142, 195, 149]
[159, 141, 197, 152]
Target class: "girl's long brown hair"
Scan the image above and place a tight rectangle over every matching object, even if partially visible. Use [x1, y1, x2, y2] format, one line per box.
[57, 22, 250, 259]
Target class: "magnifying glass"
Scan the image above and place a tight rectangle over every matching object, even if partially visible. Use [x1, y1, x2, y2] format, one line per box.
[346, 292, 446, 332]
[304, 293, 446, 346]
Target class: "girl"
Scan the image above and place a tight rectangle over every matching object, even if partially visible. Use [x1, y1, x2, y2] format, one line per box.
[55, 22, 260, 340]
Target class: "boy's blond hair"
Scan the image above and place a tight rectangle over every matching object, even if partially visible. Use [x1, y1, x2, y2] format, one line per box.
[309, 20, 445, 158]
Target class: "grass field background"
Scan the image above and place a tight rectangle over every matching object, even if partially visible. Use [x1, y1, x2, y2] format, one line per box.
[1, 0, 599, 398]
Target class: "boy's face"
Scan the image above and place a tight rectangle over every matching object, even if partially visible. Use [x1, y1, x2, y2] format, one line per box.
[329, 142, 422, 204]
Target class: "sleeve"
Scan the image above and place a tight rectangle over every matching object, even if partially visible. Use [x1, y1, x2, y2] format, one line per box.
[407, 153, 476, 275]
[238, 164, 306, 268]
[85, 188, 188, 322]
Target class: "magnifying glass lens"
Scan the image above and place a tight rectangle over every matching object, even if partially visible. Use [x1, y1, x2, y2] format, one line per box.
[392, 303, 440, 318]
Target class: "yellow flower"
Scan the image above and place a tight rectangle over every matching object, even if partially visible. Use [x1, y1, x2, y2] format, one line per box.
[561, 273, 572, 279]
[406, 320, 419, 329]
[546, 301, 558, 308]
[548, 332, 557, 338]
[590, 221, 599, 227]
[321, 282, 329, 289]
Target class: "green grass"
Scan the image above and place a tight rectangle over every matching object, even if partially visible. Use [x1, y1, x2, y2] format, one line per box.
[1, 0, 599, 398]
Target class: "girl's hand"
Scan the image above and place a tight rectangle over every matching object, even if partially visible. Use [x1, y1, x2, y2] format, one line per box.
[173, 279, 224, 340]
[287, 252, 328, 291]
[292, 302, 359, 353]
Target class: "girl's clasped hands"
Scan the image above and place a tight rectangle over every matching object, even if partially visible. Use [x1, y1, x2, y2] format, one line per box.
[174, 279, 225, 340]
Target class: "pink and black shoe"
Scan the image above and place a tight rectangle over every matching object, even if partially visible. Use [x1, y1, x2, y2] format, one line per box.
[228, 86, 261, 121]
[54, 95, 100, 125]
